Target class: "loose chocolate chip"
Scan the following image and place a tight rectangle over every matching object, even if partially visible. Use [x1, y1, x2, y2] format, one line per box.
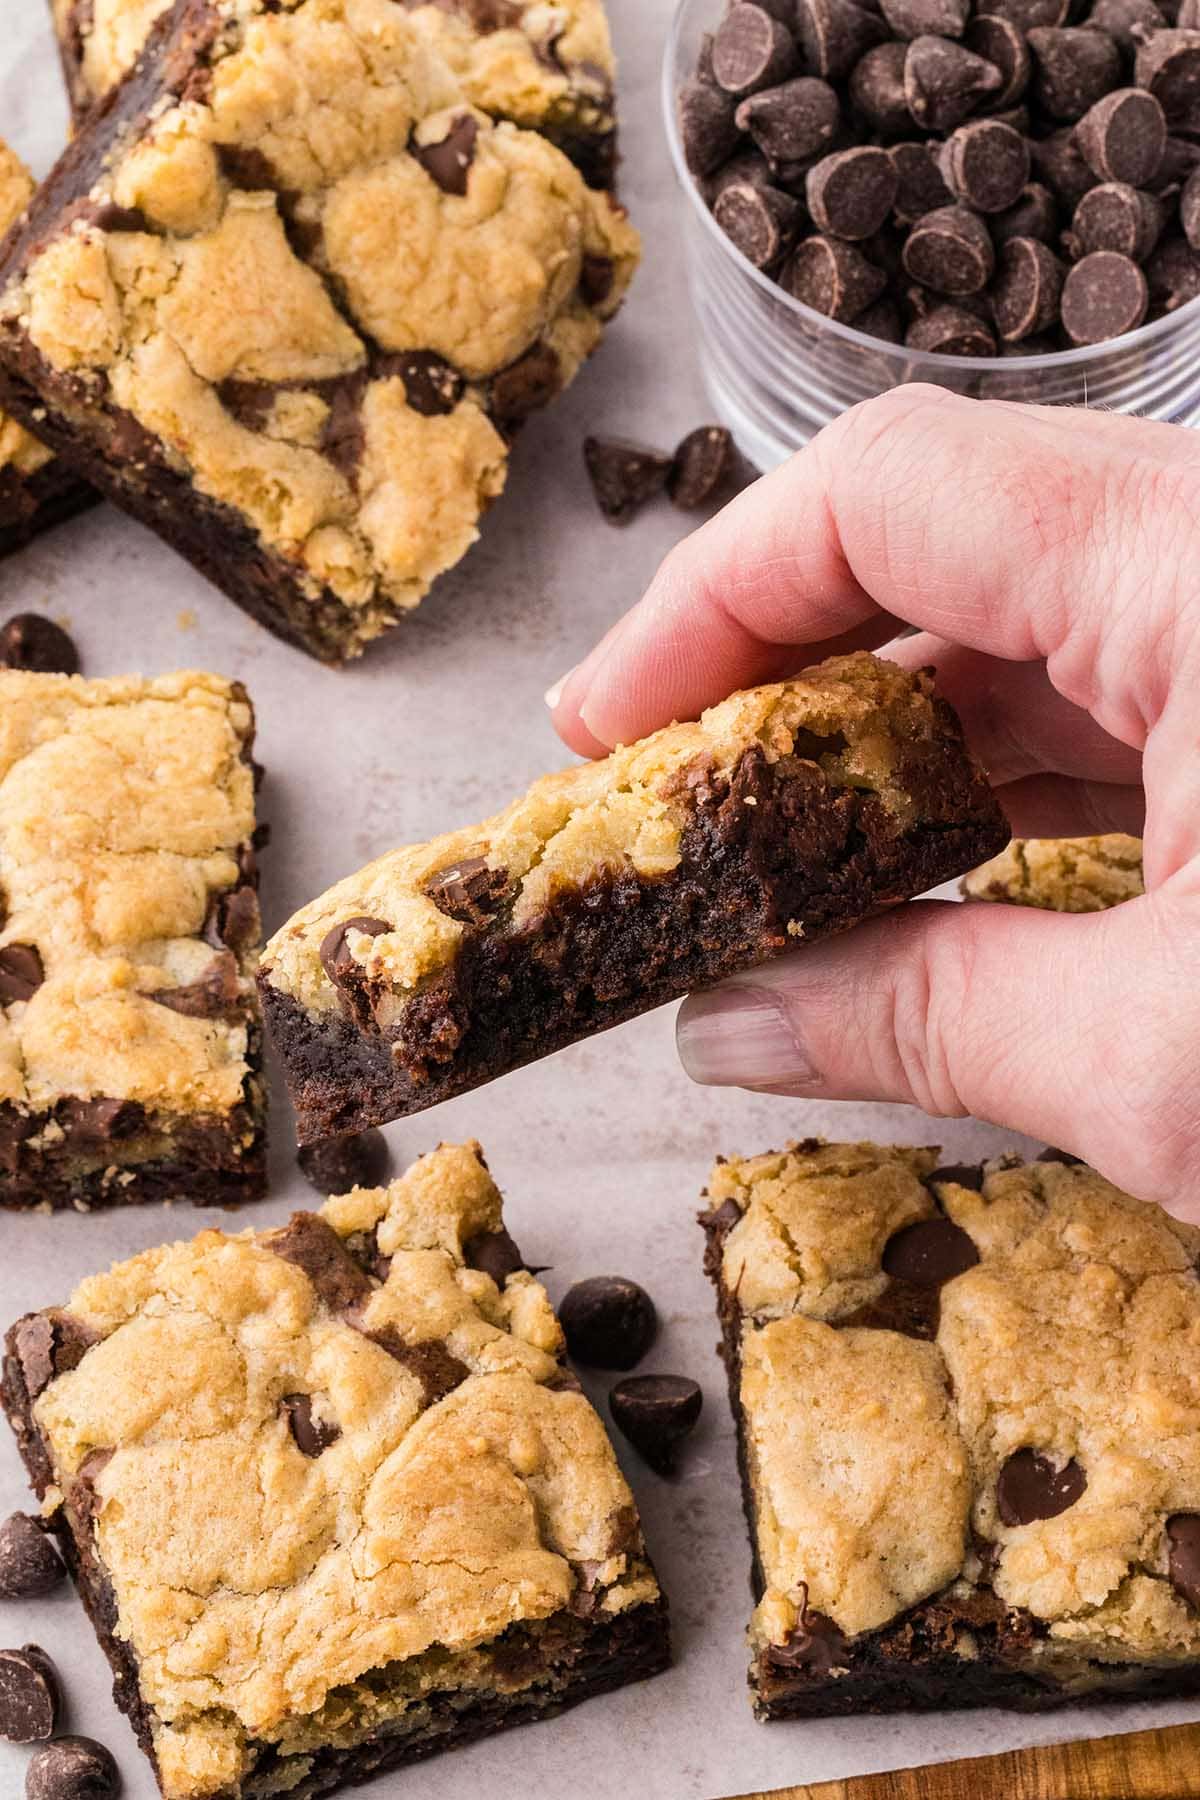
[783, 232, 888, 317]
[1075, 87, 1167, 183]
[0, 1516, 64, 1601]
[807, 145, 899, 237]
[854, 294, 905, 338]
[963, 14, 1031, 105]
[1166, 1513, 1200, 1609]
[906, 302, 997, 350]
[490, 342, 561, 427]
[1135, 28, 1200, 120]
[1028, 25, 1122, 118]
[26, 1736, 120, 1800]
[1182, 162, 1200, 243]
[679, 79, 741, 178]
[1032, 125, 1102, 203]
[1061, 246, 1148, 337]
[712, 3, 798, 96]
[714, 178, 803, 265]
[424, 855, 508, 925]
[1147, 231, 1200, 306]
[462, 1226, 527, 1285]
[560, 1276, 658, 1369]
[668, 425, 740, 508]
[297, 1129, 390, 1196]
[889, 139, 954, 219]
[882, 0, 968, 37]
[992, 235, 1067, 337]
[0, 616, 79, 676]
[1150, 134, 1200, 194]
[795, 0, 888, 78]
[929, 1162, 986, 1189]
[151, 951, 241, 1018]
[583, 438, 673, 523]
[882, 1215, 981, 1282]
[319, 916, 389, 989]
[1087, 0, 1166, 50]
[1067, 180, 1164, 256]
[608, 1374, 702, 1475]
[938, 119, 1030, 211]
[380, 349, 464, 416]
[903, 203, 995, 292]
[977, 0, 1068, 25]
[993, 181, 1060, 245]
[0, 1645, 58, 1743]
[268, 1213, 373, 1311]
[281, 1393, 341, 1457]
[905, 35, 1004, 131]
[0, 944, 43, 1005]
[997, 1448, 1087, 1524]
[580, 254, 615, 307]
[736, 76, 843, 165]
[412, 112, 478, 195]
[850, 41, 912, 133]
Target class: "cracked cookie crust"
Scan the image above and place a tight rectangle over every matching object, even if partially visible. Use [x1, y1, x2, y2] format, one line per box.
[0, 668, 266, 1210]
[701, 1140, 1200, 1719]
[0, 0, 639, 662]
[258, 652, 1009, 1141]
[962, 834, 1144, 913]
[2, 1140, 669, 1799]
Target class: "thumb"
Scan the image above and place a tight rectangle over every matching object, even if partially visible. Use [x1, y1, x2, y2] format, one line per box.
[675, 894, 1200, 1217]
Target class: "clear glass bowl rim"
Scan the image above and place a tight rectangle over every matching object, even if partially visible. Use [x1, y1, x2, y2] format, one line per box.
[660, 0, 1200, 379]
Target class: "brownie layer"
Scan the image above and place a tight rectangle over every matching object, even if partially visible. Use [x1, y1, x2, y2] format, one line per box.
[0, 457, 96, 558]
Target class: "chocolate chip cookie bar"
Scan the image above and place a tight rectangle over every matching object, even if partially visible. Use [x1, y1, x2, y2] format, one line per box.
[701, 1140, 1200, 1718]
[0, 1, 638, 663]
[259, 652, 1009, 1141]
[2, 1141, 670, 1798]
[962, 834, 1144, 912]
[0, 670, 266, 1210]
[0, 140, 93, 557]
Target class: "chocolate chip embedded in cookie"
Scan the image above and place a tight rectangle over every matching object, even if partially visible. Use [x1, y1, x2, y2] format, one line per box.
[996, 1449, 1087, 1524]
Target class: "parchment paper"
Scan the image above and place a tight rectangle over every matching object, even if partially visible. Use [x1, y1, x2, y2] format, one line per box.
[1, 4, 1196, 1794]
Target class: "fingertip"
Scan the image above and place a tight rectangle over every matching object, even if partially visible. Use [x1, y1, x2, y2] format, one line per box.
[546, 661, 613, 759]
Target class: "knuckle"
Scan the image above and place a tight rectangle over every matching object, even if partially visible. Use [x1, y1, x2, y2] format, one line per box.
[876, 910, 973, 1118]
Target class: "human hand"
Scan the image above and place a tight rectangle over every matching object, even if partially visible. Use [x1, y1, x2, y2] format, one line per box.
[548, 388, 1200, 1215]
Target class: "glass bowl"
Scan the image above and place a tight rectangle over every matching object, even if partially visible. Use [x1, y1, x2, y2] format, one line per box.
[663, 0, 1200, 471]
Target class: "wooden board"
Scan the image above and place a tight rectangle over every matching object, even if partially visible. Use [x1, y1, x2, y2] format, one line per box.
[736, 1721, 1200, 1800]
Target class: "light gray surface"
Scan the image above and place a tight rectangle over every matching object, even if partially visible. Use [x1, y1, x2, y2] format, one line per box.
[1, 4, 1197, 1796]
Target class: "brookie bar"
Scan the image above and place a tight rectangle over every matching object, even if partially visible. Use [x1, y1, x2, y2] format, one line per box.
[258, 651, 1009, 1141]
[1, 1140, 670, 1798]
[0, 669, 267, 1210]
[701, 1140, 1200, 1717]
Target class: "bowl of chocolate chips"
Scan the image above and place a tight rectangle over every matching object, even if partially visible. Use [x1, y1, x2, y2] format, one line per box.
[666, 0, 1200, 464]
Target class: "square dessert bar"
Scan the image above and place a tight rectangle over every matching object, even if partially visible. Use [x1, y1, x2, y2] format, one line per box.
[258, 652, 1009, 1141]
[2, 1141, 670, 1798]
[701, 1141, 1200, 1718]
[0, 669, 266, 1209]
[962, 834, 1144, 912]
[0, 0, 638, 663]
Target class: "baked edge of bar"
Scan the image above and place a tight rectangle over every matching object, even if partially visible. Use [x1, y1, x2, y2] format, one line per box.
[0, 456, 98, 558]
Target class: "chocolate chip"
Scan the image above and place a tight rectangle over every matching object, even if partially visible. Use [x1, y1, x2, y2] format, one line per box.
[26, 1736, 120, 1800]
[807, 145, 900, 237]
[905, 35, 1004, 131]
[382, 349, 464, 416]
[412, 112, 478, 195]
[268, 1213, 372, 1311]
[0, 945, 43, 1005]
[992, 181, 1060, 245]
[489, 342, 561, 427]
[560, 1277, 658, 1370]
[1061, 246, 1148, 338]
[1166, 1513, 1200, 1609]
[889, 140, 954, 219]
[1135, 28, 1200, 120]
[281, 1393, 341, 1457]
[855, 294, 905, 338]
[1032, 125, 1102, 204]
[783, 232, 888, 317]
[668, 425, 740, 509]
[706, 1196, 746, 1236]
[11, 1312, 96, 1400]
[882, 0, 969, 36]
[1182, 162, 1200, 243]
[795, 0, 888, 78]
[735, 76, 843, 165]
[583, 438, 673, 523]
[0, 616, 79, 676]
[58, 1098, 141, 1152]
[996, 1448, 1087, 1524]
[1147, 231, 1200, 306]
[151, 951, 241, 1018]
[850, 42, 913, 133]
[608, 1374, 702, 1475]
[424, 855, 509, 925]
[1037, 1145, 1084, 1164]
[1086, 0, 1166, 51]
[712, 3, 799, 94]
[714, 179, 803, 264]
[963, 14, 1031, 106]
[938, 119, 1030, 211]
[580, 255, 616, 307]
[929, 1162, 986, 1189]
[0, 1645, 58, 1743]
[367, 1330, 471, 1405]
[1028, 25, 1122, 118]
[976, 0, 1068, 24]
[766, 1599, 848, 1671]
[903, 203, 995, 292]
[206, 883, 260, 956]
[1151, 134, 1200, 196]
[905, 301, 997, 351]
[1067, 180, 1164, 256]
[319, 916, 389, 990]
[992, 235, 1067, 338]
[297, 1129, 390, 1196]
[1075, 87, 1167, 183]
[0, 1516, 64, 1601]
[679, 78, 741, 177]
[882, 1215, 981, 1282]
[462, 1226, 527, 1285]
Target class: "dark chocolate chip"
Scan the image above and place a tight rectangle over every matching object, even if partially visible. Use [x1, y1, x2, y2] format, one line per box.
[297, 1129, 390, 1196]
[668, 425, 739, 508]
[319, 916, 390, 989]
[0, 615, 79, 676]
[608, 1373, 702, 1475]
[151, 951, 241, 1018]
[713, 179, 803, 265]
[765, 1600, 848, 1671]
[881, 0, 969, 36]
[992, 181, 1060, 245]
[882, 1215, 981, 1283]
[1067, 180, 1164, 256]
[1075, 87, 1167, 182]
[1147, 231, 1200, 306]
[67, 1449, 113, 1526]
[783, 232, 888, 317]
[706, 1196, 746, 1235]
[281, 1393, 341, 1457]
[424, 855, 509, 925]
[938, 119, 1030, 211]
[26, 1736, 120, 1800]
[0, 944, 43, 1005]
[11, 1312, 96, 1401]
[412, 112, 478, 195]
[854, 294, 905, 338]
[58, 1098, 142, 1152]
[1037, 1145, 1085, 1164]
[1086, 0, 1165, 50]
[712, 3, 798, 95]
[905, 35, 1004, 131]
[795, 0, 888, 78]
[462, 1226, 527, 1285]
[929, 1162, 986, 1188]
[889, 140, 954, 219]
[0, 1516, 64, 1601]
[583, 438, 673, 523]
[268, 1213, 373, 1311]
[1166, 1512, 1200, 1609]
[206, 883, 260, 956]
[903, 203, 995, 293]
[850, 41, 912, 133]
[976, 0, 1068, 24]
[996, 1448, 1087, 1524]
[580, 254, 615, 307]
[678, 78, 741, 178]
[1135, 28, 1200, 121]
[735, 76, 843, 164]
[381, 349, 464, 416]
[367, 1330, 471, 1405]
[560, 1276, 658, 1370]
[992, 235, 1067, 338]
[905, 301, 997, 351]
[1182, 162, 1200, 242]
[963, 13, 1031, 105]
[216, 378, 276, 432]
[1028, 25, 1122, 118]
[1061, 246, 1148, 338]
[0, 1645, 58, 1743]
[807, 145, 899, 237]
[490, 342, 561, 427]
[1032, 125, 1102, 203]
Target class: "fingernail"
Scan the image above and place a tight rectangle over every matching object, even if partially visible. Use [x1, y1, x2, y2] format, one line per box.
[544, 669, 573, 710]
[676, 987, 819, 1089]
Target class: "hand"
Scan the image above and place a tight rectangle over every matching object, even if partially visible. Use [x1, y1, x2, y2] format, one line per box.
[548, 388, 1200, 1216]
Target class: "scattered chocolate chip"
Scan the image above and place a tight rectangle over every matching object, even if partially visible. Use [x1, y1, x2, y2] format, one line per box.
[608, 1374, 703, 1475]
[0, 1645, 59, 1743]
[963, 13, 1032, 105]
[281, 1393, 341, 1457]
[462, 1226, 527, 1285]
[1147, 230, 1200, 305]
[1166, 1513, 1200, 1609]
[151, 951, 241, 1018]
[905, 301, 997, 350]
[996, 1448, 1087, 1524]
[0, 615, 79, 676]
[903, 202, 995, 292]
[737, 76, 843, 165]
[668, 425, 740, 509]
[854, 293, 905, 337]
[297, 1129, 390, 1196]
[850, 41, 913, 132]
[796, 0, 889, 77]
[412, 112, 478, 195]
[992, 234, 1067, 336]
[0, 1516, 64, 1601]
[1061, 245, 1148, 336]
[890, 139, 954, 218]
[807, 144, 900, 236]
[1181, 162, 1200, 243]
[977, 0, 1068, 25]
[1028, 25, 1122, 118]
[882, 1215, 981, 1282]
[424, 855, 509, 925]
[714, 178, 803, 264]
[1075, 87, 1167, 186]
[992, 180, 1060, 245]
[0, 944, 44, 1005]
[560, 1276, 658, 1370]
[268, 1213, 373, 1311]
[583, 437, 673, 523]
[489, 342, 561, 427]
[783, 232, 888, 316]
[1135, 27, 1200, 119]
[319, 916, 389, 989]
[882, 0, 969, 38]
[1067, 180, 1164, 256]
[679, 78, 742, 178]
[580, 254, 616, 307]
[712, 3, 799, 94]
[26, 1736, 120, 1800]
[1032, 124, 1102, 203]
[1087, 0, 1166, 52]
[938, 118, 1030, 210]
[905, 35, 1004, 131]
